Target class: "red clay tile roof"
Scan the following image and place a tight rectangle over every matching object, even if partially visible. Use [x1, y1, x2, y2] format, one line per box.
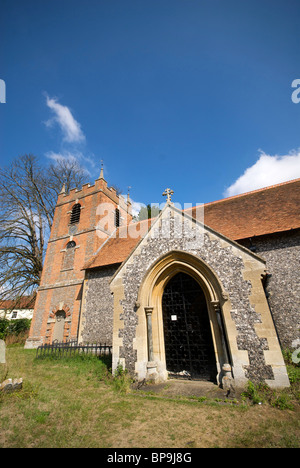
[83, 178, 300, 270]
[186, 177, 300, 240]
[83, 218, 152, 270]
[0, 296, 36, 310]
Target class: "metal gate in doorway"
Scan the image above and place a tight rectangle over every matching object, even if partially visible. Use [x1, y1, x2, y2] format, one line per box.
[162, 272, 217, 381]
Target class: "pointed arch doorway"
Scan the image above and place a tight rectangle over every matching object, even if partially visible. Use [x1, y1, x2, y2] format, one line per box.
[162, 272, 217, 381]
[132, 250, 233, 385]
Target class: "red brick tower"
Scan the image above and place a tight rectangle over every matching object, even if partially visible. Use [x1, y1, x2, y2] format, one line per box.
[25, 169, 132, 348]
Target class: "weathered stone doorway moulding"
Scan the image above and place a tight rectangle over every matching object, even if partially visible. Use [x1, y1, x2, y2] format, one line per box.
[134, 250, 233, 387]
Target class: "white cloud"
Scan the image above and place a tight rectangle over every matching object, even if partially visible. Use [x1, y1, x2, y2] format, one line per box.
[45, 150, 95, 175]
[129, 200, 162, 220]
[224, 149, 300, 197]
[45, 95, 85, 143]
[46, 150, 79, 164]
[130, 200, 145, 218]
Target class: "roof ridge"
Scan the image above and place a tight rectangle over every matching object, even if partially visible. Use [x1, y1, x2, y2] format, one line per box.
[184, 177, 300, 210]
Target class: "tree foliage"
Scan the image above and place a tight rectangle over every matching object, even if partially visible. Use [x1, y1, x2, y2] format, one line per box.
[0, 318, 32, 340]
[0, 154, 88, 302]
[136, 204, 160, 221]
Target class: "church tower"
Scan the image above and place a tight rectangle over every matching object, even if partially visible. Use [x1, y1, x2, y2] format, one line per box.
[25, 168, 132, 348]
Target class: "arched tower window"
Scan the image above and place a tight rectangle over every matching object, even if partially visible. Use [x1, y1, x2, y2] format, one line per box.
[66, 240, 76, 249]
[62, 241, 76, 271]
[70, 203, 81, 225]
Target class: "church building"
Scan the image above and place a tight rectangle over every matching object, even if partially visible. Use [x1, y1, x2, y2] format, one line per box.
[25, 171, 300, 390]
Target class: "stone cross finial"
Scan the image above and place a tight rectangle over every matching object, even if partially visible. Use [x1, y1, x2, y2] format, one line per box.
[162, 188, 174, 203]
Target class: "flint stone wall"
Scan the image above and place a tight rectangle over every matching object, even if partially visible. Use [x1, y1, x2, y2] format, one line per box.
[239, 229, 300, 349]
[81, 265, 118, 344]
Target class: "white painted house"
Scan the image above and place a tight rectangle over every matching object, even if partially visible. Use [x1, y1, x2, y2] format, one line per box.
[0, 297, 35, 320]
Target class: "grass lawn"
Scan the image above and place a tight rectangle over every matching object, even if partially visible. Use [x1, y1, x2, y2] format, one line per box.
[0, 346, 299, 448]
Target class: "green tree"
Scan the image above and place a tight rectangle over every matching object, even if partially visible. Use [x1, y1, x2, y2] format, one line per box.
[137, 204, 160, 221]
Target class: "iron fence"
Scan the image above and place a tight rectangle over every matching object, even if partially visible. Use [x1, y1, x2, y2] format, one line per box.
[36, 340, 112, 359]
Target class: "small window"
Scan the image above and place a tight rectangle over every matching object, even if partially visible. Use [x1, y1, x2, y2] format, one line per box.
[66, 240, 76, 249]
[12, 311, 18, 319]
[115, 208, 120, 227]
[70, 204, 81, 225]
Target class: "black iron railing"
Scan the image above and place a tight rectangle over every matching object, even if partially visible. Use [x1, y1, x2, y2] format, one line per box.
[36, 340, 112, 359]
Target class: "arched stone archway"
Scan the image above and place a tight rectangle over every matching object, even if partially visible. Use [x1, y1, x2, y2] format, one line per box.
[134, 250, 232, 385]
[46, 304, 71, 344]
[52, 310, 66, 342]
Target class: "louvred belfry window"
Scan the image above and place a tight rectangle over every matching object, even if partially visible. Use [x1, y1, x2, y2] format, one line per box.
[115, 208, 120, 227]
[70, 204, 81, 224]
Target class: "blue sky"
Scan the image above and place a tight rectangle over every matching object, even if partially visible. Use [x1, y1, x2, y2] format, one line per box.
[1, 0, 300, 211]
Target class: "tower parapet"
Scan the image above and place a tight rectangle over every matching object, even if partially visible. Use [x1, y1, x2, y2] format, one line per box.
[25, 166, 131, 348]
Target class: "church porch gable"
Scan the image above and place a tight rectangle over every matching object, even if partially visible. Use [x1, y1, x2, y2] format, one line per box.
[110, 204, 290, 390]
